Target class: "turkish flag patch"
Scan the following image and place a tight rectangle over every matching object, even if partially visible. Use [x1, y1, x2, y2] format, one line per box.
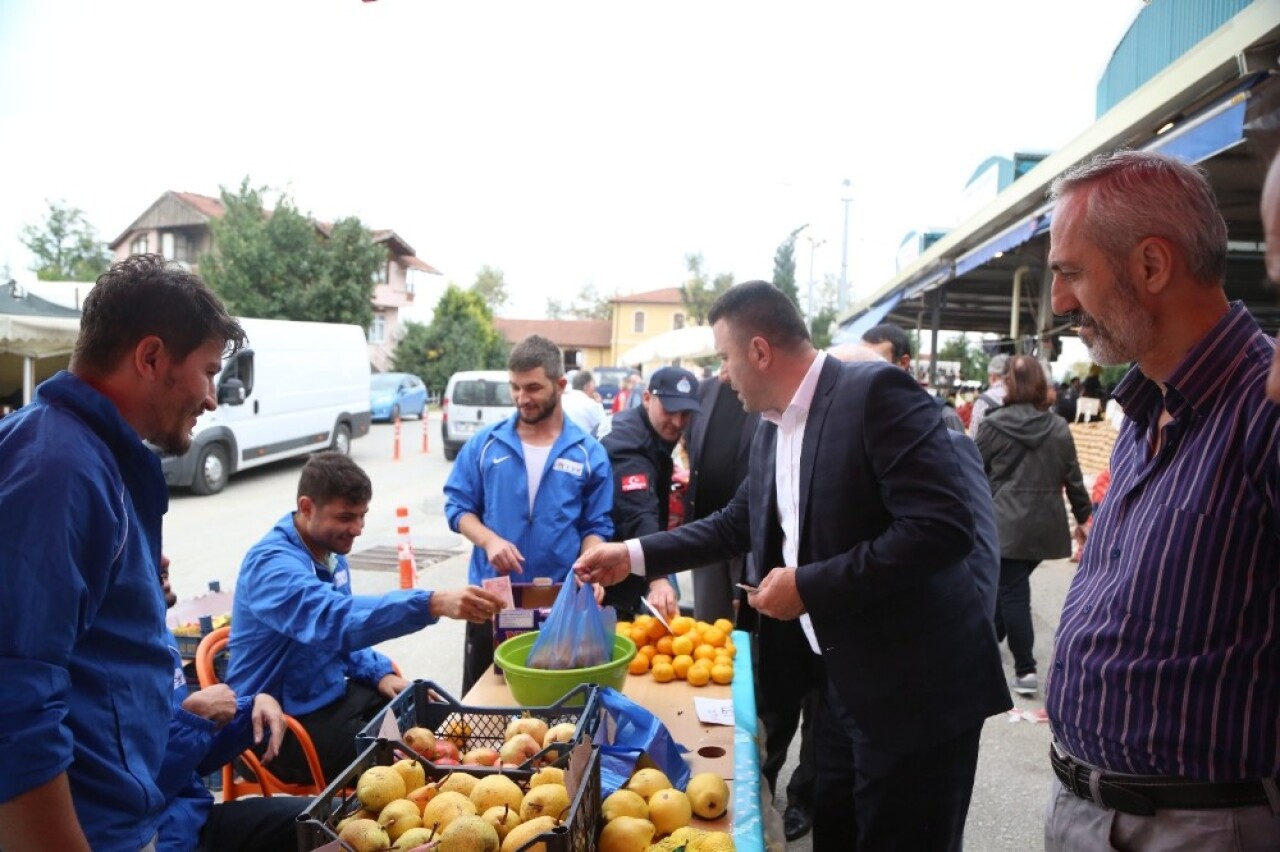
[621, 473, 649, 492]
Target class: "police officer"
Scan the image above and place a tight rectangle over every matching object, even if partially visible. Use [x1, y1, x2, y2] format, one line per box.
[600, 366, 700, 619]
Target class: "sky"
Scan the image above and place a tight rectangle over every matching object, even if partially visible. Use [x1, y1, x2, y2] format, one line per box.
[0, 0, 1144, 326]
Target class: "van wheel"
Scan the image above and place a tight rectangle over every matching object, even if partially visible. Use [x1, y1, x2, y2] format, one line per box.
[191, 443, 229, 495]
[331, 422, 352, 455]
[443, 444, 458, 461]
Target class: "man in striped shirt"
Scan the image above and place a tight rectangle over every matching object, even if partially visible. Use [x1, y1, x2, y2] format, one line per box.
[1045, 149, 1280, 849]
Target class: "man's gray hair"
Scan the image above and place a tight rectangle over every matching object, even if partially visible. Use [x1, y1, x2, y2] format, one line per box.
[988, 354, 1009, 377]
[571, 371, 593, 391]
[1049, 150, 1227, 285]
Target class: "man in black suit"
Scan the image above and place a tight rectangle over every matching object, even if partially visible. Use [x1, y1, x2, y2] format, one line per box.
[576, 280, 1010, 851]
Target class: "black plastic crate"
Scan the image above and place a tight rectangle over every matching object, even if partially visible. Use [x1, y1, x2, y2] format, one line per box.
[355, 679, 601, 769]
[296, 738, 600, 852]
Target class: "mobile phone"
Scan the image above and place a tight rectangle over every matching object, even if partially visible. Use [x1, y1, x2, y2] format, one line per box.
[736, 583, 758, 593]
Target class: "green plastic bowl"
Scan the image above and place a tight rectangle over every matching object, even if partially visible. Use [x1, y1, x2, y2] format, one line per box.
[493, 631, 636, 707]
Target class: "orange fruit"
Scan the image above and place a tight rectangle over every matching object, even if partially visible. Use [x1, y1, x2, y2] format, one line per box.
[714, 652, 733, 668]
[628, 654, 650, 675]
[722, 641, 736, 659]
[652, 662, 675, 683]
[655, 636, 674, 656]
[702, 627, 726, 648]
[686, 664, 711, 687]
[711, 663, 734, 684]
[713, 618, 734, 635]
[638, 644, 657, 660]
[669, 616, 695, 636]
[646, 620, 670, 642]
[693, 644, 717, 662]
[616, 621, 633, 634]
[670, 635, 694, 657]
[629, 626, 650, 647]
[651, 654, 673, 669]
[672, 654, 695, 680]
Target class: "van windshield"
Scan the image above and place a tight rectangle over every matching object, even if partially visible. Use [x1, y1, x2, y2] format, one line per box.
[453, 380, 513, 407]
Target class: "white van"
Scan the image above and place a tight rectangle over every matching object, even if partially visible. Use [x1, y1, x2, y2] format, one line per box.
[440, 370, 515, 460]
[158, 317, 372, 494]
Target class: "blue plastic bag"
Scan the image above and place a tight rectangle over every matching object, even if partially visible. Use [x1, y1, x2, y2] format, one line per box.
[594, 686, 691, 796]
[526, 579, 612, 669]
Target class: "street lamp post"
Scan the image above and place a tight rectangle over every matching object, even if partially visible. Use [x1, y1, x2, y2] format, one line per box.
[839, 178, 852, 314]
[805, 234, 826, 322]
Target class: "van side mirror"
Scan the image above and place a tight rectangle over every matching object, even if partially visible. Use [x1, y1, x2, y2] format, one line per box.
[218, 378, 246, 405]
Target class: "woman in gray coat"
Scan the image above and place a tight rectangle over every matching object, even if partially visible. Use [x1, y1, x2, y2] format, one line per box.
[975, 354, 1091, 698]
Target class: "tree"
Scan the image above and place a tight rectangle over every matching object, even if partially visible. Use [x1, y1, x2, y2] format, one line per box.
[679, 254, 734, 326]
[936, 334, 990, 382]
[393, 285, 508, 392]
[771, 224, 806, 311]
[19, 200, 112, 281]
[545, 282, 612, 321]
[471, 265, 510, 312]
[200, 178, 379, 327]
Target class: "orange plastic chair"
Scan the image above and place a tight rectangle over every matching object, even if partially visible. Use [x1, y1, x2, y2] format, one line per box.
[194, 625, 327, 799]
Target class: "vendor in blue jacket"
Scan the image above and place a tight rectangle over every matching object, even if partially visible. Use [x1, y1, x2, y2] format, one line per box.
[227, 452, 503, 785]
[444, 334, 614, 693]
[0, 254, 246, 852]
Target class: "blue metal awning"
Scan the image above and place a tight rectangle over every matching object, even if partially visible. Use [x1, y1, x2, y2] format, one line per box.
[1145, 79, 1255, 163]
[953, 213, 1048, 278]
[832, 291, 905, 344]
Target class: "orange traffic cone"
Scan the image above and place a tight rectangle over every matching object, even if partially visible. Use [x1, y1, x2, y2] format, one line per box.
[396, 506, 415, 589]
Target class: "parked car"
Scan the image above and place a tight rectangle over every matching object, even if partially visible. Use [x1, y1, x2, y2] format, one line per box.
[440, 370, 515, 460]
[370, 371, 428, 422]
[593, 366, 633, 410]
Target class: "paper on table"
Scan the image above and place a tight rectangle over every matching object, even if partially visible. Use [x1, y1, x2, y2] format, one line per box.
[694, 697, 735, 726]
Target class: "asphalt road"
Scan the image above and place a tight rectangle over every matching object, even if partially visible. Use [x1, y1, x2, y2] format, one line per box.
[163, 416, 1070, 850]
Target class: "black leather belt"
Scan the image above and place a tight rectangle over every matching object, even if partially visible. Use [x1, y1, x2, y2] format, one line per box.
[1050, 744, 1274, 816]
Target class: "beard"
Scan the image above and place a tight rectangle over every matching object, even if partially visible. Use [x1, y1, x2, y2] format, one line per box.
[518, 394, 558, 425]
[1073, 271, 1155, 366]
[151, 421, 195, 455]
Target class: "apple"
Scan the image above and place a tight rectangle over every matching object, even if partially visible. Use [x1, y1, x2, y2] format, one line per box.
[433, 740, 460, 762]
[434, 757, 459, 767]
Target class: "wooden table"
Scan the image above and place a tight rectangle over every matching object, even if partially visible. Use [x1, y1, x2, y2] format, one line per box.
[463, 630, 766, 850]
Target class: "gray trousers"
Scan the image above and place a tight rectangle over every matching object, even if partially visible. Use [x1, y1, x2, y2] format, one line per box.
[1045, 779, 1280, 851]
[691, 556, 744, 623]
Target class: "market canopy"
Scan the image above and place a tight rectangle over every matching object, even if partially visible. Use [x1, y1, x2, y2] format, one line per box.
[619, 325, 716, 366]
[0, 284, 81, 406]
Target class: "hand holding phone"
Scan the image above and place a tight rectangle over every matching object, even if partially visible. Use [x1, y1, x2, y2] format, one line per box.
[736, 582, 758, 594]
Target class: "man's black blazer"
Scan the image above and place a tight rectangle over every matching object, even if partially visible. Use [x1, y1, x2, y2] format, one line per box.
[640, 356, 1010, 752]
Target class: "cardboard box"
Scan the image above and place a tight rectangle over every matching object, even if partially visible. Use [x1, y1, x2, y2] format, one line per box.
[493, 580, 560, 674]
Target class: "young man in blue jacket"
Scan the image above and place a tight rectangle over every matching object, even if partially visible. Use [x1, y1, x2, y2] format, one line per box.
[227, 452, 503, 784]
[444, 334, 614, 693]
[0, 254, 246, 852]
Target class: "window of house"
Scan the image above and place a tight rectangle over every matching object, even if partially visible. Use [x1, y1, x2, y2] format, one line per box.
[673, 312, 685, 330]
[130, 234, 148, 255]
[368, 313, 386, 344]
[161, 232, 175, 260]
[372, 263, 388, 284]
[633, 311, 645, 334]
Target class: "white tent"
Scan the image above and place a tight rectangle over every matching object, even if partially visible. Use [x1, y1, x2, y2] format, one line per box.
[0, 286, 82, 408]
[619, 325, 716, 367]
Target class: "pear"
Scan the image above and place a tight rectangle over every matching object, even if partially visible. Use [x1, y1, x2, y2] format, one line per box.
[403, 726, 437, 757]
[438, 771, 480, 798]
[422, 790, 478, 834]
[407, 782, 441, 812]
[438, 813, 500, 851]
[528, 766, 565, 788]
[601, 789, 648, 822]
[337, 817, 391, 852]
[598, 815, 655, 852]
[625, 767, 671, 801]
[470, 773, 524, 813]
[686, 830, 735, 852]
[393, 825, 438, 849]
[499, 815, 557, 852]
[357, 765, 408, 812]
[647, 789, 692, 835]
[504, 715, 550, 746]
[392, 757, 427, 793]
[519, 782, 570, 823]
[335, 807, 378, 833]
[685, 772, 730, 819]
[541, 722, 577, 747]
[378, 798, 424, 842]
[481, 804, 523, 841]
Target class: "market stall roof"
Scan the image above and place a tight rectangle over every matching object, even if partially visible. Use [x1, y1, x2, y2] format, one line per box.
[0, 283, 81, 359]
[837, 1, 1280, 343]
[619, 325, 716, 366]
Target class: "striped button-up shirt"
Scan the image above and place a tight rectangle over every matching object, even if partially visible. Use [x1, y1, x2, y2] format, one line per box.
[1047, 303, 1280, 781]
